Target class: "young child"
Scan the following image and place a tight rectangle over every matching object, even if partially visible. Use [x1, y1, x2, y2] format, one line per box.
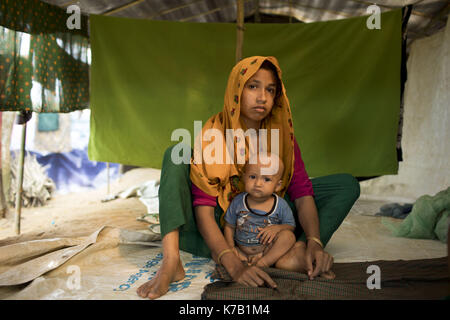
[224, 153, 296, 268]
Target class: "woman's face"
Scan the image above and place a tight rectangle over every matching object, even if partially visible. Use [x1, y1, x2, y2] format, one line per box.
[240, 68, 277, 129]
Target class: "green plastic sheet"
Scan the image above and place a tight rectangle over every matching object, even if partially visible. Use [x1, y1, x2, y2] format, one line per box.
[88, 10, 401, 176]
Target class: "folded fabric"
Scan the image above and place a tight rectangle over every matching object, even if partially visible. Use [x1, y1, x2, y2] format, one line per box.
[202, 257, 449, 300]
[375, 203, 413, 219]
[382, 187, 450, 243]
[102, 180, 160, 214]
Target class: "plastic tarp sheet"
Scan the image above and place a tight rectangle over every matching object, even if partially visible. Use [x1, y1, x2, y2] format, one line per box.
[9, 110, 118, 195]
[31, 148, 120, 194]
[359, 19, 450, 200]
[0, 226, 217, 300]
[88, 10, 402, 177]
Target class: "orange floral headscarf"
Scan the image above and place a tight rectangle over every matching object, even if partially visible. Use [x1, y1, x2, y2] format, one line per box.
[190, 56, 295, 226]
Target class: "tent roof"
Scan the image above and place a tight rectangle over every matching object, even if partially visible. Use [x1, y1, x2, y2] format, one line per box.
[43, 0, 449, 47]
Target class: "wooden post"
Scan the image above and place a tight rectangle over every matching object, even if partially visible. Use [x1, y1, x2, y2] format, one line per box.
[236, 0, 244, 63]
[1, 112, 15, 215]
[0, 112, 4, 218]
[14, 121, 27, 235]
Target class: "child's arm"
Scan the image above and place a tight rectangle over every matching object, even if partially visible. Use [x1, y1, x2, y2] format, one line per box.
[224, 222, 236, 249]
[257, 224, 294, 245]
[257, 199, 296, 244]
[275, 224, 295, 232]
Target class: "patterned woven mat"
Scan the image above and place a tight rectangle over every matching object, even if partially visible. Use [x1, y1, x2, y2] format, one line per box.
[202, 257, 449, 300]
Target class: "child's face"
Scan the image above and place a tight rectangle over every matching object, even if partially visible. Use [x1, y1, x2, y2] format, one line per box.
[243, 162, 282, 200]
[240, 68, 277, 129]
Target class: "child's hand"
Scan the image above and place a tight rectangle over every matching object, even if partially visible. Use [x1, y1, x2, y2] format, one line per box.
[257, 225, 282, 245]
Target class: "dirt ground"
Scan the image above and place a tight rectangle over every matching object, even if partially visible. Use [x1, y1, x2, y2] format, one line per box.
[0, 168, 162, 246]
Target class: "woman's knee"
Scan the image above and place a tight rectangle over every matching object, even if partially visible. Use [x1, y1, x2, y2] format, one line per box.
[163, 143, 191, 165]
[162, 143, 192, 175]
[338, 173, 360, 201]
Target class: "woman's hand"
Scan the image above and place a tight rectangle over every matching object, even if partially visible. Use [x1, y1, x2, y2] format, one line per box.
[304, 240, 334, 280]
[293, 196, 335, 279]
[229, 263, 278, 288]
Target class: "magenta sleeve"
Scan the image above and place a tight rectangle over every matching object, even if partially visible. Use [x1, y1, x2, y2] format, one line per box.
[286, 137, 315, 200]
[192, 182, 217, 207]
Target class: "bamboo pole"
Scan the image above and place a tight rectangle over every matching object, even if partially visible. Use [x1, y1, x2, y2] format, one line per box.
[0, 113, 4, 218]
[146, 0, 205, 19]
[104, 0, 147, 16]
[61, 0, 79, 8]
[236, 0, 244, 63]
[270, 0, 352, 19]
[2, 113, 15, 216]
[14, 122, 27, 235]
[181, 0, 252, 22]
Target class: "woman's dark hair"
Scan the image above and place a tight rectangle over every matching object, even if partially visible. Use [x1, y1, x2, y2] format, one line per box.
[259, 60, 282, 101]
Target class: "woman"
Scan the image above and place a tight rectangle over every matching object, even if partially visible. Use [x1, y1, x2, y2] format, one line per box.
[137, 56, 360, 299]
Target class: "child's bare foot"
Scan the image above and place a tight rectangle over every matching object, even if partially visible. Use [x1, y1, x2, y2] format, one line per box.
[233, 247, 250, 264]
[137, 256, 185, 299]
[255, 257, 270, 268]
[248, 252, 264, 266]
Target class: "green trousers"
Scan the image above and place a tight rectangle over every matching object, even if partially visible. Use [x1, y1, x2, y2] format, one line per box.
[159, 145, 360, 258]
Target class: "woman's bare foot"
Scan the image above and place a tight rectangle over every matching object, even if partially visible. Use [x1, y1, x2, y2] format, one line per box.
[275, 242, 336, 279]
[318, 270, 336, 279]
[274, 241, 308, 273]
[137, 256, 185, 299]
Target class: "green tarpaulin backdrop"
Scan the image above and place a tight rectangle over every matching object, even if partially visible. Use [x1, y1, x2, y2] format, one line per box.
[88, 10, 401, 177]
